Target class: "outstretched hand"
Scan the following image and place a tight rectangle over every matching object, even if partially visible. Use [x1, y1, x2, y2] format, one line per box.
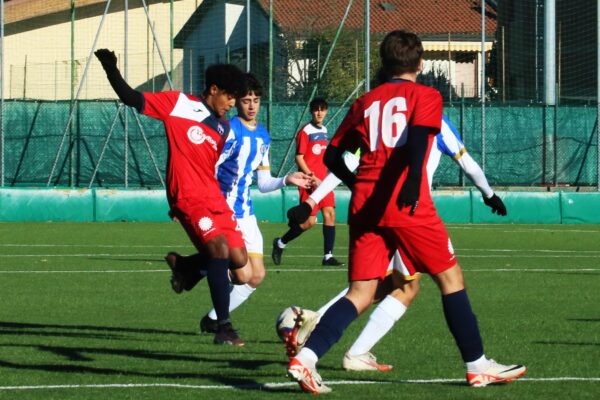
[286, 172, 313, 189]
[483, 194, 507, 216]
[94, 49, 117, 70]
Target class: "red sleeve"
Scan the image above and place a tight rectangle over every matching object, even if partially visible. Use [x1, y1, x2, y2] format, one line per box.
[410, 86, 443, 132]
[142, 91, 181, 121]
[330, 99, 363, 151]
[295, 128, 308, 155]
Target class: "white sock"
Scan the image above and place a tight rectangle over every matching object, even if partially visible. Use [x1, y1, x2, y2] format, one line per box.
[317, 287, 348, 316]
[277, 238, 286, 248]
[207, 284, 256, 320]
[466, 354, 490, 373]
[295, 347, 319, 369]
[323, 253, 332, 261]
[348, 295, 407, 356]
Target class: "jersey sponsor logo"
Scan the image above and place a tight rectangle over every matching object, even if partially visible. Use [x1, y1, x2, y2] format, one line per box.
[312, 143, 326, 155]
[187, 126, 218, 151]
[198, 216, 215, 235]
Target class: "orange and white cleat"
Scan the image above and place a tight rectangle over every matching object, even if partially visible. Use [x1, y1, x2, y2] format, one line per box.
[342, 351, 393, 372]
[287, 357, 332, 394]
[467, 360, 526, 387]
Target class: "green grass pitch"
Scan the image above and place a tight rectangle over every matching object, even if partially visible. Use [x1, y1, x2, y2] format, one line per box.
[0, 222, 599, 399]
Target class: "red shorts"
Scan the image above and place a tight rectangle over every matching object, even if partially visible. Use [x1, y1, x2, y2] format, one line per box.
[299, 187, 335, 216]
[171, 196, 245, 252]
[348, 219, 457, 281]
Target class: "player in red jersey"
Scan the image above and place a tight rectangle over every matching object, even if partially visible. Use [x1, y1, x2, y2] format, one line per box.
[272, 98, 343, 267]
[285, 31, 526, 394]
[95, 49, 249, 346]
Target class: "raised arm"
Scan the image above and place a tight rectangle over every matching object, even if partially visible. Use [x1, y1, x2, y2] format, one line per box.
[95, 49, 144, 112]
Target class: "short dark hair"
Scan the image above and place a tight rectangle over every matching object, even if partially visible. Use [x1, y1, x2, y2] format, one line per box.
[204, 64, 245, 97]
[241, 72, 263, 97]
[309, 97, 328, 112]
[380, 30, 423, 76]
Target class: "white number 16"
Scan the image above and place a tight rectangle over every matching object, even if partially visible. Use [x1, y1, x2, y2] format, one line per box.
[364, 97, 407, 151]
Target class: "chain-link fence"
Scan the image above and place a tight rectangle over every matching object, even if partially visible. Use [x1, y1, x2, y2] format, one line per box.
[0, 0, 598, 189]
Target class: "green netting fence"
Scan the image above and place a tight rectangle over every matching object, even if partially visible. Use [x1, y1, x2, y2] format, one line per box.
[2, 100, 598, 188]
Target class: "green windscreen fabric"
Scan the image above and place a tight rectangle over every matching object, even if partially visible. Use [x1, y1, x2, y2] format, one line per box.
[1, 101, 598, 188]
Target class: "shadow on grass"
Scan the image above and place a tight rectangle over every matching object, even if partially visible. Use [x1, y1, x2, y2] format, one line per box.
[0, 321, 195, 337]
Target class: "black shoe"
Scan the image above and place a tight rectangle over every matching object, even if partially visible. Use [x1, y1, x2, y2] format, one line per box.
[287, 202, 312, 225]
[272, 238, 284, 265]
[165, 252, 184, 293]
[199, 314, 219, 334]
[214, 322, 245, 347]
[322, 257, 344, 266]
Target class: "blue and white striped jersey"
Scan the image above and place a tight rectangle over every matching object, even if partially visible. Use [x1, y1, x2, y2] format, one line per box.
[435, 114, 466, 159]
[426, 115, 466, 186]
[216, 116, 271, 218]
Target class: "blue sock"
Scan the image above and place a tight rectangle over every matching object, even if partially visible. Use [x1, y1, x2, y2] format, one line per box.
[322, 225, 335, 255]
[304, 297, 358, 358]
[206, 258, 231, 323]
[281, 223, 304, 244]
[442, 290, 484, 363]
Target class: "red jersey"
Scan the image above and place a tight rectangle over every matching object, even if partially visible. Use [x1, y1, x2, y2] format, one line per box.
[295, 122, 329, 179]
[330, 80, 443, 227]
[142, 91, 230, 205]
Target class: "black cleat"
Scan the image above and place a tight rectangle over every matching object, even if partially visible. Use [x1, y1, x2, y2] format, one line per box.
[165, 252, 184, 293]
[199, 314, 219, 334]
[272, 238, 284, 265]
[322, 257, 344, 266]
[214, 322, 245, 347]
[287, 202, 313, 225]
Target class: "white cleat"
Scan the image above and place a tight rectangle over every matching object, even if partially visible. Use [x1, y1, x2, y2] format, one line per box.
[287, 357, 332, 394]
[342, 351, 393, 372]
[467, 360, 526, 387]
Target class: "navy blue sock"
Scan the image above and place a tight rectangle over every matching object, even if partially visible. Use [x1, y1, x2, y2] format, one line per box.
[206, 258, 231, 323]
[181, 253, 209, 291]
[322, 225, 336, 255]
[281, 223, 304, 244]
[304, 297, 358, 358]
[442, 290, 484, 363]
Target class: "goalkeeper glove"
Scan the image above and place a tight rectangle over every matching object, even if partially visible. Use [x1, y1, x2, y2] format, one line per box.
[397, 173, 421, 216]
[483, 194, 507, 216]
[94, 49, 118, 72]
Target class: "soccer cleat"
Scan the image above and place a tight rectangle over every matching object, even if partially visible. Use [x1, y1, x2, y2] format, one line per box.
[467, 360, 526, 387]
[213, 322, 245, 347]
[287, 202, 313, 225]
[271, 238, 284, 265]
[164, 252, 184, 294]
[199, 314, 219, 334]
[287, 357, 332, 394]
[342, 351, 393, 372]
[322, 256, 344, 266]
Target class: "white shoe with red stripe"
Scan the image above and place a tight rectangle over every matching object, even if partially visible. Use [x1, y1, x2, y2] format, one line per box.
[287, 357, 332, 394]
[467, 360, 526, 387]
[342, 351, 393, 372]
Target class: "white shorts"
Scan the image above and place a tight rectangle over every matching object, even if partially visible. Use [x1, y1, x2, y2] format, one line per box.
[388, 250, 420, 280]
[237, 214, 263, 257]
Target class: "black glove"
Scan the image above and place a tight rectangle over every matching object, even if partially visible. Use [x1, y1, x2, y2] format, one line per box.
[94, 49, 118, 71]
[483, 194, 507, 216]
[397, 173, 421, 216]
[287, 202, 313, 226]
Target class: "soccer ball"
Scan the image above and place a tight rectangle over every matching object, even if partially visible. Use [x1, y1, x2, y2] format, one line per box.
[275, 306, 320, 347]
[275, 306, 303, 341]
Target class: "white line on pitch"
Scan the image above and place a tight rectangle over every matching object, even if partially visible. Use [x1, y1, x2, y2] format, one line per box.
[0, 377, 598, 391]
[0, 268, 597, 274]
[1, 253, 599, 258]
